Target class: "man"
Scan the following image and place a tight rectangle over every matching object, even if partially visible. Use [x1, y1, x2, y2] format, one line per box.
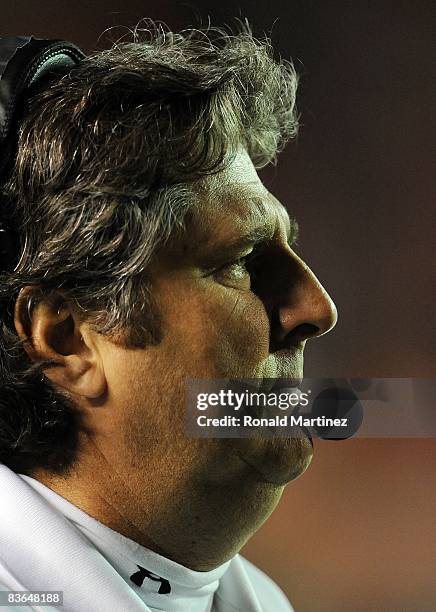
[0, 23, 337, 611]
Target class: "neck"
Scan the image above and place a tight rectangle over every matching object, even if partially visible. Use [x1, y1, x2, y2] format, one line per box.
[30, 437, 283, 571]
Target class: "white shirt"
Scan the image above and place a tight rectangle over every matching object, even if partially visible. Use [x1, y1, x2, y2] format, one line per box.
[0, 463, 293, 611]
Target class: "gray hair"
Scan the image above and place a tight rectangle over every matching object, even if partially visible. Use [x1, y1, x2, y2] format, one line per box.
[0, 21, 299, 474]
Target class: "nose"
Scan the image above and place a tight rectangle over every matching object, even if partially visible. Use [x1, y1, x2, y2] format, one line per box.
[271, 251, 338, 348]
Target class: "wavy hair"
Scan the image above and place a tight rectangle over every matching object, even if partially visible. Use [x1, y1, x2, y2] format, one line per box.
[0, 21, 299, 474]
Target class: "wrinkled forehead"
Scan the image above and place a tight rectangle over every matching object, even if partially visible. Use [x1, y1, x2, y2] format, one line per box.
[187, 150, 292, 248]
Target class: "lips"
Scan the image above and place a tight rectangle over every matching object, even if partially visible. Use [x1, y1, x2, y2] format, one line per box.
[258, 375, 302, 393]
[259, 378, 314, 447]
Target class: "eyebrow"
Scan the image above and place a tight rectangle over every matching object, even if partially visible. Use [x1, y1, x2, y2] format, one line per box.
[225, 216, 299, 250]
[204, 216, 299, 267]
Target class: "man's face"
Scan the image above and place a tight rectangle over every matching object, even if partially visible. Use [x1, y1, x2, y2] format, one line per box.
[86, 149, 337, 540]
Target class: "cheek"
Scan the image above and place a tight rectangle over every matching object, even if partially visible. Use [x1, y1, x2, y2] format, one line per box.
[212, 290, 270, 376]
[161, 280, 271, 378]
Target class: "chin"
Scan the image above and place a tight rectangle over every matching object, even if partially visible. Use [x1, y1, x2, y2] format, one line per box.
[236, 435, 314, 486]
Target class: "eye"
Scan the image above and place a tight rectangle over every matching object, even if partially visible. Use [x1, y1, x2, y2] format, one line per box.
[219, 255, 251, 278]
[212, 249, 261, 289]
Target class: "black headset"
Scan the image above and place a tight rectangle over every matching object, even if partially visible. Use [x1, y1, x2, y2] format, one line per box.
[0, 35, 84, 271]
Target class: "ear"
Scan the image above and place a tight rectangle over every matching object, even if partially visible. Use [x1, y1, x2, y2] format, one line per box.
[14, 288, 107, 399]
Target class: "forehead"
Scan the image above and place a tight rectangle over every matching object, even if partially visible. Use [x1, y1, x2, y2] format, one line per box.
[188, 150, 291, 246]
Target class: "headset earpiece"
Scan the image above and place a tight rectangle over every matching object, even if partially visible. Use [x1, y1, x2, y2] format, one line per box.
[0, 35, 84, 272]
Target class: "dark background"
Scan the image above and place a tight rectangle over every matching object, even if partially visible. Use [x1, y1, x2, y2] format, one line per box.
[2, 1, 435, 610]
